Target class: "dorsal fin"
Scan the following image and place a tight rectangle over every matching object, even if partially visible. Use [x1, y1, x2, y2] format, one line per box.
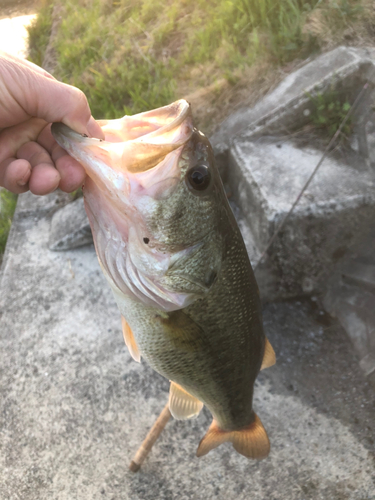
[121, 316, 141, 363]
[196, 413, 270, 459]
[261, 338, 276, 370]
[169, 381, 203, 420]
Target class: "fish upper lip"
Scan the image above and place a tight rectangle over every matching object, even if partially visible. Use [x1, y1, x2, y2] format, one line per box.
[51, 99, 192, 148]
[51, 100, 194, 176]
[139, 100, 191, 143]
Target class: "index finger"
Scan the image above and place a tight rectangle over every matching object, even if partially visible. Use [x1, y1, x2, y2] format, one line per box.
[0, 51, 55, 79]
[2, 56, 104, 139]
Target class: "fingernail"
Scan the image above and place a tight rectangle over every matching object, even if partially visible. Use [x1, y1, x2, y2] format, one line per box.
[17, 174, 29, 186]
[86, 116, 105, 140]
[16, 165, 31, 187]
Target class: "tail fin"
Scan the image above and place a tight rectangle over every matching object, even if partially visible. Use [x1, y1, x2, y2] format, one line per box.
[196, 413, 270, 459]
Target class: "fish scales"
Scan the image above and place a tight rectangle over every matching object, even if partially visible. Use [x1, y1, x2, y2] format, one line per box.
[121, 208, 263, 432]
[51, 100, 275, 459]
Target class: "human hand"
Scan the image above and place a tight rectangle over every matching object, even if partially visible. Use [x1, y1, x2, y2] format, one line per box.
[0, 51, 104, 195]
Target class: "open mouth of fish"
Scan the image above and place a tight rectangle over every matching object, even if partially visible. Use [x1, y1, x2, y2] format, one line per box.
[51, 100, 194, 195]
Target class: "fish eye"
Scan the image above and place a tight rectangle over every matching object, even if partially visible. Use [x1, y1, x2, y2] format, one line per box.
[186, 164, 211, 192]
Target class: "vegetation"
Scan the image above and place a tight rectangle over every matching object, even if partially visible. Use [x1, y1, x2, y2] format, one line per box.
[308, 84, 353, 137]
[0, 190, 17, 258]
[27, 0, 372, 132]
[27, 1, 53, 67]
[70, 187, 83, 200]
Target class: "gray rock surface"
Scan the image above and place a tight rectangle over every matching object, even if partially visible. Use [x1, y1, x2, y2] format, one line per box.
[49, 197, 92, 251]
[0, 191, 374, 499]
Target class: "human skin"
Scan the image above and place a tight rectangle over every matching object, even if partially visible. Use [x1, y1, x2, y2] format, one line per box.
[0, 51, 104, 195]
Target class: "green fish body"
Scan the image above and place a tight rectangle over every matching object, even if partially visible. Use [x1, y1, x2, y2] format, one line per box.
[52, 100, 275, 458]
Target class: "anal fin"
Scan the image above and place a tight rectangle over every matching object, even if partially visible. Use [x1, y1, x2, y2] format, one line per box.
[196, 413, 270, 459]
[121, 316, 141, 363]
[169, 381, 203, 420]
[261, 337, 276, 370]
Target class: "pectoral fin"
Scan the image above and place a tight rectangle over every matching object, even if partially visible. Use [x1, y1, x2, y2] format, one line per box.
[169, 381, 203, 420]
[121, 316, 141, 363]
[260, 338, 276, 370]
[196, 413, 270, 459]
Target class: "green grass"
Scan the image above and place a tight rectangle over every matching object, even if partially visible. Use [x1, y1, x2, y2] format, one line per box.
[27, 1, 53, 67]
[27, 0, 366, 123]
[0, 190, 17, 257]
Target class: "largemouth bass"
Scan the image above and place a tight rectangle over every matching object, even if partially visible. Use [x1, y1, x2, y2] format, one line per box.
[51, 100, 275, 459]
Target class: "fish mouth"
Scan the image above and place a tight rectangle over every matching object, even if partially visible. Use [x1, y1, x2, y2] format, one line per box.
[51, 100, 193, 178]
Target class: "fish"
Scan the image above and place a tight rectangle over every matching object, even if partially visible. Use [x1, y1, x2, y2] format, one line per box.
[51, 99, 275, 459]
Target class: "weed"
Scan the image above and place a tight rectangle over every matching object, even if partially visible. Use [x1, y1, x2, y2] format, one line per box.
[327, 0, 363, 26]
[307, 83, 353, 137]
[0, 190, 17, 257]
[70, 188, 84, 200]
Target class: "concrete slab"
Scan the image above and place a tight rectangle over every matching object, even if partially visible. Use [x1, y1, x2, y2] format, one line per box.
[216, 46, 375, 302]
[210, 46, 375, 384]
[0, 192, 374, 499]
[229, 135, 375, 300]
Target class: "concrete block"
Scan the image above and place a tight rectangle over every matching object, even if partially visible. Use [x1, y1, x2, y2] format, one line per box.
[49, 197, 93, 251]
[212, 46, 375, 303]
[229, 135, 375, 299]
[214, 46, 375, 381]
